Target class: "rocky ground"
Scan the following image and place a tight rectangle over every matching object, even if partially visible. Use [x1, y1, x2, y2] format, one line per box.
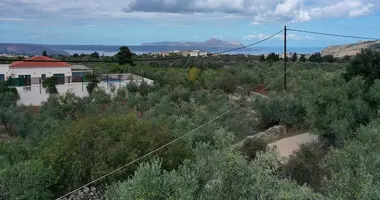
[59, 186, 104, 200]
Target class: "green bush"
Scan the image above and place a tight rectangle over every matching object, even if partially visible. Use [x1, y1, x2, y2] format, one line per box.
[138, 81, 153, 99]
[344, 49, 380, 85]
[127, 82, 138, 93]
[320, 120, 380, 199]
[38, 115, 191, 194]
[282, 142, 327, 191]
[0, 139, 31, 165]
[85, 74, 100, 94]
[42, 77, 58, 94]
[254, 94, 306, 130]
[171, 85, 191, 102]
[239, 138, 267, 161]
[0, 80, 19, 103]
[0, 159, 55, 200]
[307, 77, 374, 146]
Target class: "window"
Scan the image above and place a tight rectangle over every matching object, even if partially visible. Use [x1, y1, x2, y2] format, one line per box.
[72, 72, 84, 77]
[0, 74, 4, 81]
[18, 75, 31, 86]
[72, 72, 84, 83]
[41, 74, 46, 81]
[53, 74, 65, 85]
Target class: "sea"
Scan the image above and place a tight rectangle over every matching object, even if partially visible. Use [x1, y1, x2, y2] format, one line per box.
[64, 46, 323, 56]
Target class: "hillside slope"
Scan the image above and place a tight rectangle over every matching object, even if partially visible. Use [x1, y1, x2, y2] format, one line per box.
[141, 38, 244, 48]
[321, 40, 380, 57]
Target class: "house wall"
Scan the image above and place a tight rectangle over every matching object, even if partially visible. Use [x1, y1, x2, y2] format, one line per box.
[199, 52, 208, 57]
[190, 52, 199, 57]
[0, 64, 10, 80]
[16, 79, 153, 106]
[10, 67, 72, 78]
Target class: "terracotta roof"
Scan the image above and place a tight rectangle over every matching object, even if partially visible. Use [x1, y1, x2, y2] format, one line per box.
[10, 56, 71, 68]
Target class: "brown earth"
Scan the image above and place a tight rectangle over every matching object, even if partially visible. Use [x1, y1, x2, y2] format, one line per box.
[268, 133, 318, 159]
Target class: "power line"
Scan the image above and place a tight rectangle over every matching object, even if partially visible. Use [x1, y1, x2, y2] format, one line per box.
[287, 28, 380, 41]
[0, 30, 284, 64]
[55, 65, 293, 200]
[212, 30, 283, 54]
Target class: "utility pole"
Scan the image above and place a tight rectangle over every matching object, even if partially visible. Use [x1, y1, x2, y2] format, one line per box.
[284, 26, 287, 91]
[283, 26, 287, 137]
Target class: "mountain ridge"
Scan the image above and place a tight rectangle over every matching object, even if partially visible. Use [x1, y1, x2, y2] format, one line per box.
[141, 38, 245, 48]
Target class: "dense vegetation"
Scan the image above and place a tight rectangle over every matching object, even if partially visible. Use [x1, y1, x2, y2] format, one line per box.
[1, 48, 380, 199]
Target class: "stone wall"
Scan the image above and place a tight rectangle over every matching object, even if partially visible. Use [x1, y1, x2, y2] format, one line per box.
[251, 125, 283, 140]
[60, 186, 104, 200]
[234, 125, 284, 150]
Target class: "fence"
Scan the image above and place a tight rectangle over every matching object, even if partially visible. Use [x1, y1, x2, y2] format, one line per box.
[2, 73, 152, 97]
[5, 73, 144, 87]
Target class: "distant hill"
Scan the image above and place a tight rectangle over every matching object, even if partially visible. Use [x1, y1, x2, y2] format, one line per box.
[141, 39, 245, 48]
[321, 40, 380, 58]
[45, 45, 120, 52]
[0, 43, 69, 56]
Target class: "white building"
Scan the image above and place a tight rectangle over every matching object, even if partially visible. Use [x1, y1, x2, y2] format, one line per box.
[199, 52, 208, 57]
[190, 51, 199, 57]
[0, 56, 95, 85]
[0, 56, 155, 105]
[0, 64, 10, 81]
[8, 56, 72, 85]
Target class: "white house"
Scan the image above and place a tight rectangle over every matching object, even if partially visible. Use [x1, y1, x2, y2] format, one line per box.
[7, 56, 72, 85]
[0, 56, 155, 106]
[199, 52, 208, 57]
[190, 51, 199, 57]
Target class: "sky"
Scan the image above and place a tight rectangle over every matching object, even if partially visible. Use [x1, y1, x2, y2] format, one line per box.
[0, 0, 379, 47]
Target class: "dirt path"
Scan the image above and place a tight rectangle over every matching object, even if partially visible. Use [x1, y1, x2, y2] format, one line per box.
[268, 133, 318, 159]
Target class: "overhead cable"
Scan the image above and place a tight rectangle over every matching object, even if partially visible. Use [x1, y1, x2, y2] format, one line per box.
[287, 28, 380, 41]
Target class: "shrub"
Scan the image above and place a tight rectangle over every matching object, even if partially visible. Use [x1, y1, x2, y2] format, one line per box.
[344, 49, 380, 85]
[282, 142, 327, 191]
[239, 138, 267, 161]
[127, 82, 138, 93]
[106, 141, 323, 200]
[0, 160, 55, 200]
[42, 77, 58, 94]
[254, 94, 306, 130]
[0, 139, 31, 165]
[138, 81, 152, 99]
[38, 115, 191, 194]
[85, 74, 100, 94]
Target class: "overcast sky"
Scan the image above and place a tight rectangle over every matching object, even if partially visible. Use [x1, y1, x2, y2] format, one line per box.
[0, 0, 379, 47]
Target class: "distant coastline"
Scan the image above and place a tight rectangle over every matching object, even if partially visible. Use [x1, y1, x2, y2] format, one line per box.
[0, 43, 324, 56]
[64, 46, 324, 56]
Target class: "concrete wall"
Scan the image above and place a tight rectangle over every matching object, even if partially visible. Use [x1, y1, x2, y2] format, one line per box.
[0, 64, 10, 80]
[10, 66, 71, 78]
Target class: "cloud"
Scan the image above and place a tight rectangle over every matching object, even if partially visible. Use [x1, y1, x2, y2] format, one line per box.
[0, 17, 26, 21]
[0, 0, 376, 24]
[243, 33, 314, 40]
[305, 35, 315, 40]
[254, 0, 375, 24]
